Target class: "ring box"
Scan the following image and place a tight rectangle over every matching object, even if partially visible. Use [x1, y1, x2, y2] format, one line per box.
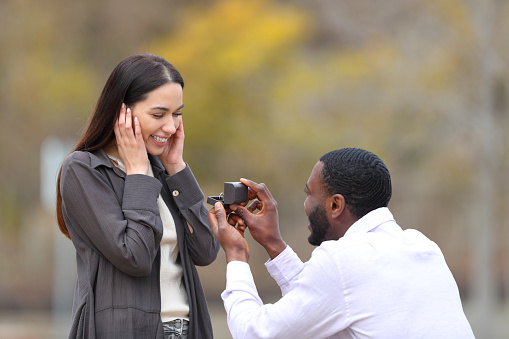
[207, 182, 248, 209]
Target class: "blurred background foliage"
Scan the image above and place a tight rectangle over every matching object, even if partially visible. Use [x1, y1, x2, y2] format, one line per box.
[1, 0, 508, 338]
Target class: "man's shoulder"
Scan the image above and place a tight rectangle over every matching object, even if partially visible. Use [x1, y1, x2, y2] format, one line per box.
[321, 232, 377, 251]
[313, 236, 377, 263]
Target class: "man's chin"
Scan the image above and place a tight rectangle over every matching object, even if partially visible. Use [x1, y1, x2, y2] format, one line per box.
[307, 234, 323, 247]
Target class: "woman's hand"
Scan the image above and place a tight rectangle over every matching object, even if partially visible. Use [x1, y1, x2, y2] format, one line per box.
[159, 118, 186, 175]
[114, 104, 149, 175]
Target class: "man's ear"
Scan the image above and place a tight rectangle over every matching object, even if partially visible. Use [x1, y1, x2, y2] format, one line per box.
[330, 194, 345, 219]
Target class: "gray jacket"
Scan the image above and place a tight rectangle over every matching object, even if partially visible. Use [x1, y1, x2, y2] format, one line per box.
[60, 149, 219, 338]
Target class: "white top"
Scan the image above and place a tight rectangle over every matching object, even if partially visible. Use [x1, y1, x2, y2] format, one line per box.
[222, 207, 474, 339]
[107, 155, 189, 322]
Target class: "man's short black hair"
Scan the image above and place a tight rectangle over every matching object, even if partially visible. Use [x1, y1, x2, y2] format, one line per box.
[319, 148, 392, 219]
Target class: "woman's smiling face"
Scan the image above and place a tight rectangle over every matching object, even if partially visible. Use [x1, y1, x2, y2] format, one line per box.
[129, 82, 184, 156]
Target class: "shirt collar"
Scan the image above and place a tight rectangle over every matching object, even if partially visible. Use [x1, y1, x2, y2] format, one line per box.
[149, 155, 165, 178]
[90, 148, 115, 169]
[344, 207, 395, 237]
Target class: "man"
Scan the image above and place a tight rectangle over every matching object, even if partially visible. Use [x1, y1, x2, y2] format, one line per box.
[208, 147, 474, 339]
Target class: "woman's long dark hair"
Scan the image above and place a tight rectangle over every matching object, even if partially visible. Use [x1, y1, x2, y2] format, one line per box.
[56, 53, 184, 239]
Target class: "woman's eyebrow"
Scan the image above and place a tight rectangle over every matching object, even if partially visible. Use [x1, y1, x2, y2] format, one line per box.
[150, 106, 169, 111]
[150, 104, 184, 112]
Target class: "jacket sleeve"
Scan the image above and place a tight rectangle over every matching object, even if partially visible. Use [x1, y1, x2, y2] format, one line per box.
[60, 153, 164, 276]
[165, 165, 220, 266]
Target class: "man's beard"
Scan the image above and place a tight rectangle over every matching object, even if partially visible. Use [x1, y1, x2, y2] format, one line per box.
[307, 204, 331, 246]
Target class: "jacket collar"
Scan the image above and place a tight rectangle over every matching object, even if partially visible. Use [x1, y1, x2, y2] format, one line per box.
[89, 149, 166, 179]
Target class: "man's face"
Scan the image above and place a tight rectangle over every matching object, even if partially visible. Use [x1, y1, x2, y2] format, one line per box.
[307, 204, 331, 246]
[304, 161, 332, 246]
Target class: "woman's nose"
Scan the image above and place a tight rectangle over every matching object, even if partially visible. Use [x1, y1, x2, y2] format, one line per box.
[162, 118, 177, 134]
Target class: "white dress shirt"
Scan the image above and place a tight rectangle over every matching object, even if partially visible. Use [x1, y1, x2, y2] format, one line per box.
[221, 207, 474, 339]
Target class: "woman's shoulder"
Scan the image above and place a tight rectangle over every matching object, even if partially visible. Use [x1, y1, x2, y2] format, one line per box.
[62, 149, 111, 171]
[62, 150, 94, 168]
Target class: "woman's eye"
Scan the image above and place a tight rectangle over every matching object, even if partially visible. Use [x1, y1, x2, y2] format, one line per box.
[173, 112, 183, 117]
[153, 114, 164, 118]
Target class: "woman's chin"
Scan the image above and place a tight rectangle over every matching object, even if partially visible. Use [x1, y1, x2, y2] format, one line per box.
[146, 145, 165, 156]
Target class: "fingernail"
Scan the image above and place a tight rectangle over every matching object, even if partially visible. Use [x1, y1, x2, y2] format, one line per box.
[121, 103, 125, 109]
[214, 202, 221, 211]
[127, 108, 131, 114]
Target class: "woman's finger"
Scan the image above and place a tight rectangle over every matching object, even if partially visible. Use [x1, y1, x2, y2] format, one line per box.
[176, 118, 184, 135]
[123, 107, 137, 142]
[117, 104, 127, 139]
[134, 117, 143, 143]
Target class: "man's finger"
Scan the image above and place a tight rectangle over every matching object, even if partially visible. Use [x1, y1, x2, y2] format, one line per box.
[228, 213, 244, 227]
[230, 205, 253, 225]
[214, 202, 227, 229]
[247, 200, 262, 213]
[240, 178, 274, 202]
[207, 206, 220, 236]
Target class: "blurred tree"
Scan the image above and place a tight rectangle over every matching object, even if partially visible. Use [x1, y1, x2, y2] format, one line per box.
[463, 0, 506, 337]
[0, 3, 508, 337]
[150, 0, 310, 183]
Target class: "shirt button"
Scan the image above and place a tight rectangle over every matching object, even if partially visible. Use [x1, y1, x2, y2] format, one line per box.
[172, 190, 180, 197]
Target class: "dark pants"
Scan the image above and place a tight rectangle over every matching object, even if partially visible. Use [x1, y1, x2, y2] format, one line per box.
[163, 319, 189, 339]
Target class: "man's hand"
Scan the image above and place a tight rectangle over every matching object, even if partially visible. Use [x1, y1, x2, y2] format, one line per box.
[208, 202, 250, 263]
[229, 178, 286, 260]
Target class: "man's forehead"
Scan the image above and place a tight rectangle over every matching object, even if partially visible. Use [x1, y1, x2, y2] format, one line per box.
[307, 161, 325, 188]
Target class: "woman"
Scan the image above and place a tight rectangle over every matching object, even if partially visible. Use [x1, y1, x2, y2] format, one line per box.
[56, 53, 219, 339]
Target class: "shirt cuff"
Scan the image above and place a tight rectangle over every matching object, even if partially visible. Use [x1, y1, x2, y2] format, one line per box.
[226, 261, 254, 282]
[265, 245, 304, 287]
[222, 261, 258, 301]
